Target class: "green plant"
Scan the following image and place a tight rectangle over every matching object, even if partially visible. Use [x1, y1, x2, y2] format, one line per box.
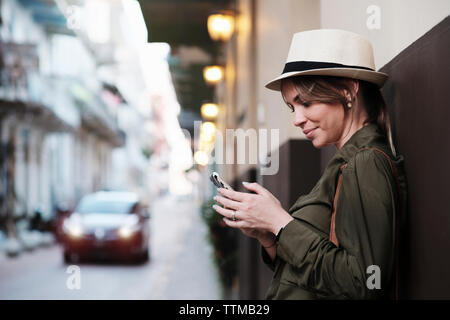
[201, 198, 238, 289]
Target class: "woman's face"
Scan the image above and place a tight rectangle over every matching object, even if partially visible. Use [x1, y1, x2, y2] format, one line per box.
[281, 79, 349, 149]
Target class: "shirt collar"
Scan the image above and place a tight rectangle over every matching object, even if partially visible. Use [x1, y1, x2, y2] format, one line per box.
[333, 123, 390, 162]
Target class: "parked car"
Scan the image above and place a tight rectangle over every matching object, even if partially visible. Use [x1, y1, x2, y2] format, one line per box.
[61, 191, 150, 264]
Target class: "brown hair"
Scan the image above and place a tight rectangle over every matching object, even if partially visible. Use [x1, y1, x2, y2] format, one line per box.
[281, 75, 396, 156]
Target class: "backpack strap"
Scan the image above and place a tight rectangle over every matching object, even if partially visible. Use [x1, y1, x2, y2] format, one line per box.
[329, 163, 347, 247]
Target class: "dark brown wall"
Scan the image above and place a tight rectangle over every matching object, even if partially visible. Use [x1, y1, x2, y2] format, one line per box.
[320, 145, 337, 174]
[380, 16, 450, 299]
[263, 139, 322, 211]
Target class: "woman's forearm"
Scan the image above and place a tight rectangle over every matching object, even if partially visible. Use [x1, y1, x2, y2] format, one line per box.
[261, 212, 293, 262]
[259, 233, 277, 262]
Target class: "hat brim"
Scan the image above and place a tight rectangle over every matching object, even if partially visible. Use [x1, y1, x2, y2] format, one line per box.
[265, 68, 388, 91]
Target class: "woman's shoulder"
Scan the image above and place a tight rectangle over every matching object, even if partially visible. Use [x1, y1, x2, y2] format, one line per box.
[343, 144, 406, 196]
[342, 143, 407, 218]
[345, 142, 401, 172]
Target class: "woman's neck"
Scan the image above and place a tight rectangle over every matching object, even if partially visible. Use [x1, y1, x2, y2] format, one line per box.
[335, 107, 369, 150]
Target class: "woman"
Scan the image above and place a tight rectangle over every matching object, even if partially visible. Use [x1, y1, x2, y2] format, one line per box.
[212, 29, 407, 299]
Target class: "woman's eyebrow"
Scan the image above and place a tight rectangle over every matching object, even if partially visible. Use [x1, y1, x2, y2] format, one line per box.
[284, 93, 301, 106]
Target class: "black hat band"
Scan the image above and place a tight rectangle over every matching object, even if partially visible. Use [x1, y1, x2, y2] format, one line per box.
[282, 61, 374, 74]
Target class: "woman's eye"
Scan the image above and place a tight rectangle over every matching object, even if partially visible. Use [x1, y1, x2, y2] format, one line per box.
[303, 101, 311, 107]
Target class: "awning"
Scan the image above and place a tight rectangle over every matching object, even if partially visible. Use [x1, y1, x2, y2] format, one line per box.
[17, 0, 73, 35]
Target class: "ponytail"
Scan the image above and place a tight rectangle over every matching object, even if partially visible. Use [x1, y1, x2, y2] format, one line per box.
[359, 81, 397, 157]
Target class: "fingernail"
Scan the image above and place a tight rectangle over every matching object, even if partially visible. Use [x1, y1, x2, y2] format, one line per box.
[242, 181, 249, 185]
[212, 205, 217, 209]
[213, 196, 217, 200]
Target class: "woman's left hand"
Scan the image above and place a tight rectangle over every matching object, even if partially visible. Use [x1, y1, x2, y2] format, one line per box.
[213, 182, 294, 235]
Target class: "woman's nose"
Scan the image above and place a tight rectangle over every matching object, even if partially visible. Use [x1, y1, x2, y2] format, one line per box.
[293, 108, 307, 127]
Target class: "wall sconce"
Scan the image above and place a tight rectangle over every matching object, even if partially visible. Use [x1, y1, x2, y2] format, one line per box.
[203, 65, 224, 85]
[201, 103, 219, 120]
[207, 11, 235, 41]
[194, 150, 209, 166]
[200, 121, 216, 142]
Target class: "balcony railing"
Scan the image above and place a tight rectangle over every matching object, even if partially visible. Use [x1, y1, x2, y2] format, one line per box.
[0, 41, 124, 146]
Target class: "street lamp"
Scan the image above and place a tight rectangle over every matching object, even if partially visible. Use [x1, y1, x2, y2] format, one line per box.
[201, 103, 219, 120]
[207, 11, 235, 41]
[203, 65, 224, 85]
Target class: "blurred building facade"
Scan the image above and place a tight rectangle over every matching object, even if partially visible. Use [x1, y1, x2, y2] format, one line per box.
[0, 0, 155, 239]
[212, 0, 450, 299]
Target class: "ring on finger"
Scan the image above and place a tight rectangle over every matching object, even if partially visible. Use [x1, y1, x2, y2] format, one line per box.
[231, 211, 236, 221]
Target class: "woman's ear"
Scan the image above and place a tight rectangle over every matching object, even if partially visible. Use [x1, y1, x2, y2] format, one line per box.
[349, 80, 359, 100]
[344, 80, 359, 101]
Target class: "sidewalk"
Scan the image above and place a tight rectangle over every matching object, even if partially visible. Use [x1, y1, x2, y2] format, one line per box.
[148, 194, 222, 299]
[0, 229, 56, 263]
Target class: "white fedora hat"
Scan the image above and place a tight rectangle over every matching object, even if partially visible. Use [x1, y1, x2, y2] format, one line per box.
[265, 29, 388, 91]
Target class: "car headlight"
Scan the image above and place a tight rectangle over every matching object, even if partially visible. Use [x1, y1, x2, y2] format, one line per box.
[63, 221, 84, 238]
[118, 224, 140, 239]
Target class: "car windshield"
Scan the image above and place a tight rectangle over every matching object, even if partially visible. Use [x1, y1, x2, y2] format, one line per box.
[76, 197, 136, 214]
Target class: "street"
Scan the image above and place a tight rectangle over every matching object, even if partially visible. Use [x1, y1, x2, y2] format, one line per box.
[0, 195, 222, 300]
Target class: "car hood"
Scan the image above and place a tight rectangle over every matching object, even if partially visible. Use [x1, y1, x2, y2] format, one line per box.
[71, 213, 138, 230]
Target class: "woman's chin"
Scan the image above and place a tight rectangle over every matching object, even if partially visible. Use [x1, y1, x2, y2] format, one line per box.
[311, 138, 320, 148]
[311, 138, 326, 149]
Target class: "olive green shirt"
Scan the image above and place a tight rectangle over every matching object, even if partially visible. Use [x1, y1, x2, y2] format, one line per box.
[262, 123, 407, 299]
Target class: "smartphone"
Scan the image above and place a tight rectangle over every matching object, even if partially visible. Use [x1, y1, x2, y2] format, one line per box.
[209, 172, 234, 190]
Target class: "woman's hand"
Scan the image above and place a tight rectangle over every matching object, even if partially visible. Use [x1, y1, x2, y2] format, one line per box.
[212, 182, 294, 235]
[239, 227, 274, 245]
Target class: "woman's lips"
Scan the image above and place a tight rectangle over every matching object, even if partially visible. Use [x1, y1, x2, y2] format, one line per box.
[304, 128, 317, 139]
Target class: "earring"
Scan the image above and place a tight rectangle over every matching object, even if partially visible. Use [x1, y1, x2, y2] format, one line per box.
[347, 102, 352, 108]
